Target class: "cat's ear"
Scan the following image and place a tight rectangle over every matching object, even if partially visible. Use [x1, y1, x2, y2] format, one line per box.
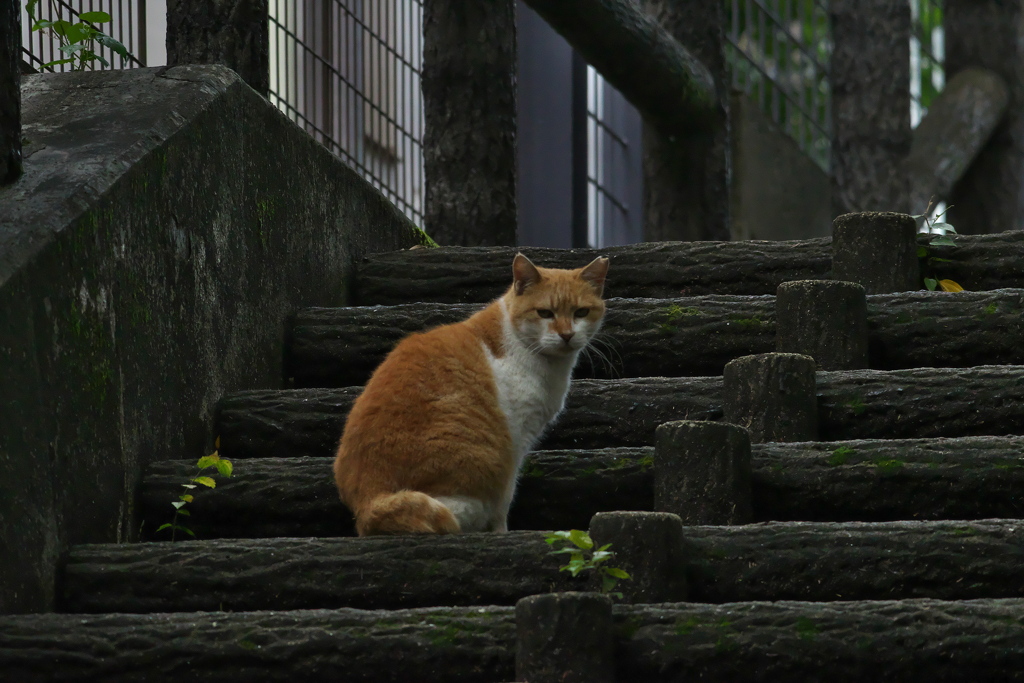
[579, 256, 610, 296]
[512, 253, 542, 295]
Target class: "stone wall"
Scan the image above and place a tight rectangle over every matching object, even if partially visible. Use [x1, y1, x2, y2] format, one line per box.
[0, 65, 422, 613]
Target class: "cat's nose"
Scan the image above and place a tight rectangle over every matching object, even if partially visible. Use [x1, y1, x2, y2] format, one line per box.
[559, 332, 575, 343]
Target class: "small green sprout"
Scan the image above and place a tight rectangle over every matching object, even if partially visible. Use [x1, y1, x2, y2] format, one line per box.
[158, 440, 232, 541]
[545, 529, 631, 596]
[26, 0, 133, 71]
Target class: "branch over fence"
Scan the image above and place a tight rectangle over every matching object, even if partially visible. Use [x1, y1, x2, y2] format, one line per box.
[521, 0, 718, 135]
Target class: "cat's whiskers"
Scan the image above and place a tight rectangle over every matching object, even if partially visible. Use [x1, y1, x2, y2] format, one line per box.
[582, 333, 622, 378]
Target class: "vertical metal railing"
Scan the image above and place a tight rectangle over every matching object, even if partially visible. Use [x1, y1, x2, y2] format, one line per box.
[910, 0, 943, 126]
[726, 0, 944, 171]
[726, 0, 832, 170]
[21, 0, 146, 71]
[586, 66, 633, 248]
[268, 0, 424, 227]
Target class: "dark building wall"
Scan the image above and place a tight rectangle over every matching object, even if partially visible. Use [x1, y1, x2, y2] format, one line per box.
[516, 1, 574, 249]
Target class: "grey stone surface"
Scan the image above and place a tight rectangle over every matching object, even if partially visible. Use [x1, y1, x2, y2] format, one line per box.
[655, 421, 752, 524]
[724, 353, 819, 443]
[832, 212, 920, 293]
[829, 0, 911, 215]
[642, 0, 731, 241]
[682, 519, 1024, 603]
[5, 599, 1024, 681]
[0, 66, 420, 613]
[139, 436, 1024, 538]
[60, 520, 1024, 613]
[61, 532, 577, 613]
[166, 0, 269, 95]
[218, 366, 1024, 457]
[4, 599, 1024, 682]
[0, 0, 21, 183]
[904, 68, 1009, 215]
[516, 593, 614, 683]
[0, 606, 517, 682]
[776, 280, 868, 370]
[615, 599, 1024, 681]
[288, 296, 778, 386]
[946, 0, 1024, 235]
[423, 0, 517, 246]
[729, 93, 831, 241]
[354, 231, 1024, 304]
[589, 512, 688, 602]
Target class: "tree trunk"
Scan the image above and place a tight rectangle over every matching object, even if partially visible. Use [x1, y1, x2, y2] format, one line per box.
[945, 0, 1024, 234]
[641, 0, 731, 241]
[166, 0, 269, 95]
[904, 68, 1009, 215]
[422, 0, 517, 246]
[830, 0, 911, 215]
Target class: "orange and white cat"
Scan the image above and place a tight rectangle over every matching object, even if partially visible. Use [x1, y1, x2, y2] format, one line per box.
[333, 253, 609, 536]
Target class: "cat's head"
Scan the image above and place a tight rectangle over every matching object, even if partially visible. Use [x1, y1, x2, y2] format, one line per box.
[504, 253, 609, 357]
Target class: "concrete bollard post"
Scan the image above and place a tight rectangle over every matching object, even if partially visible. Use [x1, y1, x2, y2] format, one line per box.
[776, 280, 869, 370]
[654, 421, 752, 524]
[589, 511, 688, 602]
[515, 592, 614, 683]
[724, 353, 818, 443]
[832, 212, 920, 294]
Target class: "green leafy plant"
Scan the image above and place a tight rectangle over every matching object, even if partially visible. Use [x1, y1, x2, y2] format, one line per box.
[545, 529, 630, 596]
[158, 442, 233, 541]
[26, 0, 132, 71]
[913, 199, 963, 292]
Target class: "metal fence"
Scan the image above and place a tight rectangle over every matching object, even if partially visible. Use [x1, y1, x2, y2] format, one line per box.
[910, 0, 943, 126]
[726, 0, 945, 170]
[726, 0, 832, 169]
[585, 67, 643, 248]
[20, 0, 148, 71]
[268, 0, 424, 227]
[22, 0, 945, 234]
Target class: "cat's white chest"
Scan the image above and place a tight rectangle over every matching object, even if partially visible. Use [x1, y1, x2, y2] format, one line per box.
[486, 325, 574, 461]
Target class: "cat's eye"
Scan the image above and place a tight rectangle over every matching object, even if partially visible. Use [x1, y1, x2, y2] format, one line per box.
[536, 309, 555, 319]
[574, 308, 590, 318]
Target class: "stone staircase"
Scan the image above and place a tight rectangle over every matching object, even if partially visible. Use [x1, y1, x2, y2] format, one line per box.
[4, 219, 1024, 681]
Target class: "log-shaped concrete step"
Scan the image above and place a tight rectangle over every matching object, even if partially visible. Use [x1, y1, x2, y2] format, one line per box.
[354, 231, 1024, 304]
[288, 290, 1024, 386]
[8, 599, 1024, 682]
[0, 605, 516, 683]
[139, 437, 1024, 540]
[218, 366, 1024, 457]
[63, 520, 1024, 613]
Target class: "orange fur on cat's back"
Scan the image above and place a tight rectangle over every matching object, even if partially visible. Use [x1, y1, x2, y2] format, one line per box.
[333, 303, 514, 535]
[334, 254, 609, 537]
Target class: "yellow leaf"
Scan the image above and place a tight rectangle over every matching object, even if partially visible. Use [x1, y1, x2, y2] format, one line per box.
[938, 279, 964, 292]
[215, 436, 221, 450]
[194, 476, 216, 488]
